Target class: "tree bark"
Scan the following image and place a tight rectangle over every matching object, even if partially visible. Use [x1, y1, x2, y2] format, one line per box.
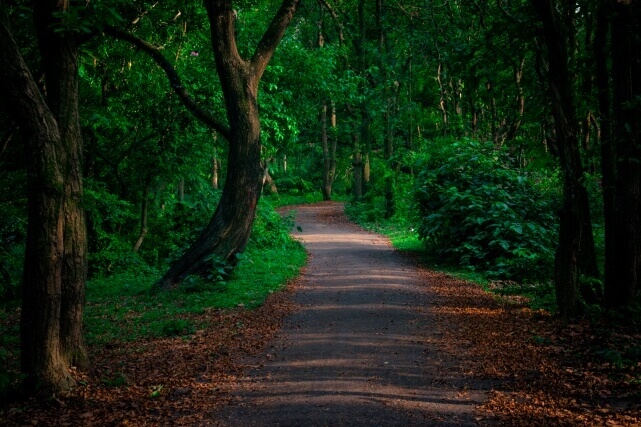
[0, 3, 79, 394]
[532, 0, 598, 317]
[33, 0, 88, 370]
[321, 101, 333, 200]
[133, 175, 152, 252]
[154, 0, 300, 289]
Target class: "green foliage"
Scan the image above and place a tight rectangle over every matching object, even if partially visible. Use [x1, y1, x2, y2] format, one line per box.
[0, 166, 26, 302]
[272, 175, 314, 195]
[83, 199, 306, 346]
[250, 198, 295, 249]
[415, 139, 560, 282]
[101, 372, 128, 388]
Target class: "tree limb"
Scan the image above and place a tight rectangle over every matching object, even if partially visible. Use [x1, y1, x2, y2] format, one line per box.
[317, 0, 344, 45]
[251, 0, 301, 81]
[103, 25, 231, 142]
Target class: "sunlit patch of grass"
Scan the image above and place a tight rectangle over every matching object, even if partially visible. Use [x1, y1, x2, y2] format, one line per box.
[84, 236, 307, 347]
[263, 192, 324, 207]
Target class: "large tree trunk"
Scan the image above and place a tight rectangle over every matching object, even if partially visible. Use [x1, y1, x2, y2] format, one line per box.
[533, 0, 598, 317]
[0, 3, 81, 394]
[34, 0, 88, 371]
[606, 0, 641, 307]
[154, 0, 299, 290]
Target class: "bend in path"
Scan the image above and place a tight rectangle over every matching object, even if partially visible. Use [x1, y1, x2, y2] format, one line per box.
[216, 202, 486, 426]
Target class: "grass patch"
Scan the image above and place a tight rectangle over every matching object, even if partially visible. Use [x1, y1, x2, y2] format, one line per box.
[263, 192, 349, 208]
[84, 239, 307, 347]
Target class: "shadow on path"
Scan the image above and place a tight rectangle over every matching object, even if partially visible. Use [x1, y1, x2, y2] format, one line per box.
[216, 202, 489, 426]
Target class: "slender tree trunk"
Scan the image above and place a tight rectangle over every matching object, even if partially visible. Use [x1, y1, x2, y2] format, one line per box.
[353, 134, 363, 200]
[329, 103, 337, 193]
[133, 175, 151, 252]
[212, 152, 219, 189]
[506, 57, 526, 142]
[437, 62, 448, 135]
[178, 177, 185, 201]
[321, 101, 333, 200]
[596, 0, 616, 308]
[262, 168, 278, 195]
[155, 0, 300, 289]
[533, 0, 597, 317]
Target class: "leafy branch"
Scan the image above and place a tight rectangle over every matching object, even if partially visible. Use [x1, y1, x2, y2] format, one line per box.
[103, 25, 232, 142]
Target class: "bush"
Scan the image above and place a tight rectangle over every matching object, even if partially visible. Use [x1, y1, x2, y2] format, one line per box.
[250, 198, 296, 249]
[273, 175, 314, 195]
[415, 139, 560, 282]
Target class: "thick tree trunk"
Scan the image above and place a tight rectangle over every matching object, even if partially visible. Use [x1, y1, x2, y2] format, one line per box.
[34, 0, 88, 370]
[606, 0, 641, 307]
[154, 0, 299, 289]
[1, 5, 77, 394]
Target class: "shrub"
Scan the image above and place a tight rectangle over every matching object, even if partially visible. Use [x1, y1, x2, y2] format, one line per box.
[415, 139, 560, 282]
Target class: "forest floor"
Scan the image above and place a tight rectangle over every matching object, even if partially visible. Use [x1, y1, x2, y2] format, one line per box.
[2, 201, 641, 426]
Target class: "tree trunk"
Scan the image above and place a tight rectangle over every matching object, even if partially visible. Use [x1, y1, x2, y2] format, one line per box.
[212, 152, 219, 189]
[133, 175, 151, 252]
[154, 0, 300, 290]
[352, 134, 364, 201]
[533, 0, 598, 317]
[606, 0, 641, 307]
[262, 168, 278, 195]
[1, 3, 79, 394]
[321, 101, 333, 200]
[178, 177, 185, 201]
[34, 1, 88, 370]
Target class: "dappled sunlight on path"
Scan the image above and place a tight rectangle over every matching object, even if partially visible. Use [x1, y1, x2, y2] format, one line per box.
[216, 202, 487, 426]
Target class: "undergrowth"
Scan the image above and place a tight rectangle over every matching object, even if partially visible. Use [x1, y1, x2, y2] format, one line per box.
[0, 197, 307, 396]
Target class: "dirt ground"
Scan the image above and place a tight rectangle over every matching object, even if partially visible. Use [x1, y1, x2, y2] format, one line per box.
[215, 202, 492, 426]
[2, 202, 639, 426]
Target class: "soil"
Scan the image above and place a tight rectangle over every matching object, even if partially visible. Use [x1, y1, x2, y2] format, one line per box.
[215, 202, 492, 426]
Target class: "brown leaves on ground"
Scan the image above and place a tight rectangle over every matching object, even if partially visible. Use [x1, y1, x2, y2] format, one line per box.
[0, 282, 301, 426]
[418, 269, 641, 426]
[2, 231, 640, 425]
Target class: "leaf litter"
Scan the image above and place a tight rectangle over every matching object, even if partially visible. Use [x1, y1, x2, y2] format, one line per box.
[1, 205, 640, 425]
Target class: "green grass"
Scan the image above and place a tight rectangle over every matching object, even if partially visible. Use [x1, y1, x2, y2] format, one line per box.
[84, 240, 307, 346]
[263, 192, 350, 208]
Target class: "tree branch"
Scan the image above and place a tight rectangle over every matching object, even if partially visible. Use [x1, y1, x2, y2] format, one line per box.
[317, 0, 345, 45]
[251, 0, 301, 81]
[103, 25, 231, 141]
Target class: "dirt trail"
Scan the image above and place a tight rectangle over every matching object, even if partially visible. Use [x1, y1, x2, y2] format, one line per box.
[217, 202, 488, 426]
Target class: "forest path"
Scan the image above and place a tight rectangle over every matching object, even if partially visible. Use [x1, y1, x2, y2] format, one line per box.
[216, 202, 487, 426]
